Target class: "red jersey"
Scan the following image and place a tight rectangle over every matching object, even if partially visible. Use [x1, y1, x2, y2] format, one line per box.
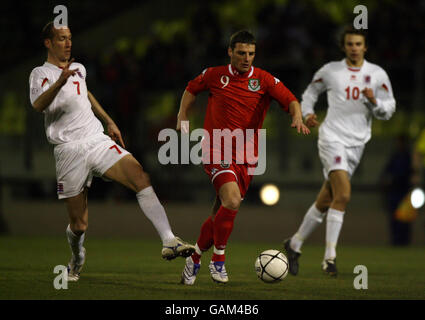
[186, 64, 297, 165]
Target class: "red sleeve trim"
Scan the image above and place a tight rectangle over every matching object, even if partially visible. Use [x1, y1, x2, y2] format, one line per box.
[41, 78, 48, 87]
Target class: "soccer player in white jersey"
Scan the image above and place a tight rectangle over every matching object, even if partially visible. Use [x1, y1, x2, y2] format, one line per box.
[29, 22, 195, 281]
[283, 26, 396, 276]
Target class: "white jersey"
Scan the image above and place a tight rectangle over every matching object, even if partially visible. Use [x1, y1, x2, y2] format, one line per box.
[301, 59, 396, 146]
[29, 62, 104, 145]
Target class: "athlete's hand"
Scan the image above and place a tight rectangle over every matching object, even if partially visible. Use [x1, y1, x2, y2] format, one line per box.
[58, 58, 79, 87]
[305, 113, 320, 128]
[362, 87, 377, 105]
[107, 122, 126, 148]
[291, 116, 310, 135]
[176, 112, 189, 134]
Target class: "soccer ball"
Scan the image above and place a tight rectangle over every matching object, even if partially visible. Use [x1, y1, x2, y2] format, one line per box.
[255, 249, 289, 283]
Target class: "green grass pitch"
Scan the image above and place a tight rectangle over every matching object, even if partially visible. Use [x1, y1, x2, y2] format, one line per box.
[1, 236, 424, 300]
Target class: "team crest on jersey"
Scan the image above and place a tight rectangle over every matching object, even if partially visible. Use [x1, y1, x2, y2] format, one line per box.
[248, 79, 261, 92]
[211, 168, 218, 176]
[220, 160, 230, 169]
[334, 156, 341, 164]
[364, 75, 371, 84]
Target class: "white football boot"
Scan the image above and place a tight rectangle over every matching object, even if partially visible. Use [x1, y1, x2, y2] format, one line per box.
[180, 256, 201, 285]
[209, 261, 229, 283]
[162, 237, 196, 260]
[67, 247, 86, 282]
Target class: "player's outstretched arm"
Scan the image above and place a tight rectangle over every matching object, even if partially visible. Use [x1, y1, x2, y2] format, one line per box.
[176, 90, 196, 133]
[289, 101, 310, 135]
[88, 91, 125, 148]
[32, 58, 78, 112]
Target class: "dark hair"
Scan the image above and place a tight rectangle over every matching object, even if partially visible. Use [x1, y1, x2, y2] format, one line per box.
[339, 25, 368, 49]
[229, 30, 256, 49]
[42, 21, 56, 43]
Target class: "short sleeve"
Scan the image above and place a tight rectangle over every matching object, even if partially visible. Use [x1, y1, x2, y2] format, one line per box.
[186, 68, 210, 95]
[265, 72, 297, 112]
[73, 63, 86, 79]
[29, 68, 50, 105]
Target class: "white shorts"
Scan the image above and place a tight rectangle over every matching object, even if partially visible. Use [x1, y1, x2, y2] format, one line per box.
[318, 141, 365, 180]
[54, 133, 130, 199]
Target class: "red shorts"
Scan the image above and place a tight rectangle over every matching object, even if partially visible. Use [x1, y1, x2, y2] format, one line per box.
[203, 162, 254, 198]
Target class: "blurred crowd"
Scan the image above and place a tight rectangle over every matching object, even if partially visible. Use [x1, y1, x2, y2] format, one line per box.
[1, 1, 424, 141]
[1, 1, 424, 241]
[70, 1, 425, 156]
[0, 1, 424, 176]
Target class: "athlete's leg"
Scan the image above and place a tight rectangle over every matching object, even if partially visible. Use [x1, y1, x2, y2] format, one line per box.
[328, 170, 351, 211]
[210, 181, 240, 260]
[103, 154, 194, 259]
[315, 179, 333, 212]
[212, 196, 222, 216]
[103, 154, 150, 192]
[104, 154, 172, 240]
[323, 170, 351, 270]
[191, 197, 220, 263]
[205, 181, 239, 283]
[289, 180, 332, 254]
[65, 188, 88, 281]
[66, 187, 89, 235]
[181, 196, 221, 285]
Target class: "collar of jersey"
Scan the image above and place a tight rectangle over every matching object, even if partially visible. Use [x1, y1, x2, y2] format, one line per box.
[343, 58, 366, 72]
[44, 61, 66, 70]
[228, 64, 254, 78]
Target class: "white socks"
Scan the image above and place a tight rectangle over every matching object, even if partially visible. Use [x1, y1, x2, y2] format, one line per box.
[291, 204, 345, 260]
[291, 203, 326, 252]
[325, 208, 345, 260]
[66, 224, 85, 258]
[136, 186, 175, 244]
[194, 243, 202, 256]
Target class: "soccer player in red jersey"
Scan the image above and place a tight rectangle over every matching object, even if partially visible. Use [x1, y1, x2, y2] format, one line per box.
[176, 30, 310, 285]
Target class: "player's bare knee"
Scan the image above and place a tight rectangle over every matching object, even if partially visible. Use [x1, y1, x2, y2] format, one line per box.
[316, 202, 330, 213]
[222, 196, 241, 211]
[334, 192, 350, 206]
[70, 220, 88, 235]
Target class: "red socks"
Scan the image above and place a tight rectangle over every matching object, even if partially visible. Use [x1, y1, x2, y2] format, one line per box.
[212, 206, 238, 262]
[192, 206, 238, 264]
[192, 216, 215, 264]
[197, 216, 214, 251]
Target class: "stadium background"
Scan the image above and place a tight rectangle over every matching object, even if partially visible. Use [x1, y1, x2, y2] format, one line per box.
[0, 0, 424, 247]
